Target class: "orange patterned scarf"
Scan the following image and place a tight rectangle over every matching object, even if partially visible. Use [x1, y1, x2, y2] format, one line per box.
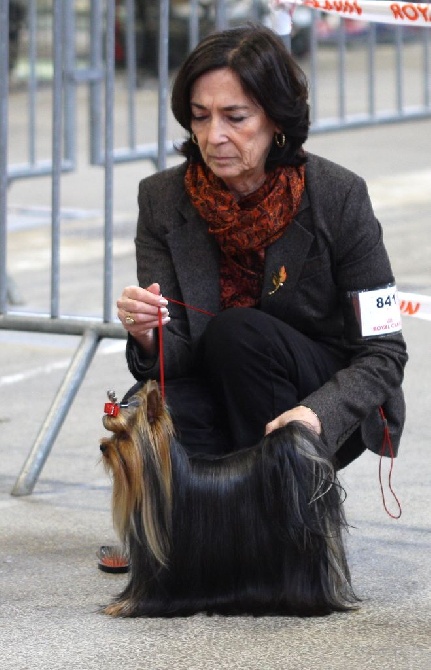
[184, 162, 305, 309]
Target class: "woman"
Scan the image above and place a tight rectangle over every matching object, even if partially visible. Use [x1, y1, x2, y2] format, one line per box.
[117, 24, 407, 469]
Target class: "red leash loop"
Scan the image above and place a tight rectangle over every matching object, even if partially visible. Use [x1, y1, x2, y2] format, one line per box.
[157, 297, 216, 399]
[378, 406, 402, 519]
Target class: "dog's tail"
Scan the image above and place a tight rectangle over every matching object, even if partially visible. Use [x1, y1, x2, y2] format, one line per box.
[263, 422, 359, 613]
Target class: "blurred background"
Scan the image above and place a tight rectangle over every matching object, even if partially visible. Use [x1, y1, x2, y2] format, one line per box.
[3, 0, 430, 319]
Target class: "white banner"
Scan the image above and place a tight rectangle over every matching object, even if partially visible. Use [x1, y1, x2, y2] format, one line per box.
[398, 292, 431, 321]
[271, 0, 431, 28]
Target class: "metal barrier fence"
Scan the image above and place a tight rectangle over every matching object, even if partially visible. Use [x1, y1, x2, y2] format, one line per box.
[1, 0, 430, 495]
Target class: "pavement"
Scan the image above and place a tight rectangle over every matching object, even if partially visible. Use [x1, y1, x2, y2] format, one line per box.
[1, 77, 431, 669]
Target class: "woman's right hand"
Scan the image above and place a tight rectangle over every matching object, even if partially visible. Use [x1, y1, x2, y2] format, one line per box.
[117, 283, 170, 354]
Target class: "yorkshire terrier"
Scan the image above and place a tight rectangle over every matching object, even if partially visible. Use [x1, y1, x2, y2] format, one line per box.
[100, 380, 358, 618]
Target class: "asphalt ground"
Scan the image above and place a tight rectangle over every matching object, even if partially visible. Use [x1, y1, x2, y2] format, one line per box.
[1, 97, 431, 668]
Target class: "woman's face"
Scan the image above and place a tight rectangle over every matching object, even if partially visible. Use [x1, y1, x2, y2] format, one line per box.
[190, 68, 279, 198]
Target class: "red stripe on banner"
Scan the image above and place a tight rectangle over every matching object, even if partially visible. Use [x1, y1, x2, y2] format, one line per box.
[271, 0, 431, 28]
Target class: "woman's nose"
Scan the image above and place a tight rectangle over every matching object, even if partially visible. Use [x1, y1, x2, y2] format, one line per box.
[207, 117, 225, 145]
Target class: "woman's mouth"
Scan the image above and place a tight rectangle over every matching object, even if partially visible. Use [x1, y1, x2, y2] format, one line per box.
[211, 156, 234, 163]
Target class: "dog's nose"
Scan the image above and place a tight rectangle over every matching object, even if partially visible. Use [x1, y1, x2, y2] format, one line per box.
[100, 444, 107, 453]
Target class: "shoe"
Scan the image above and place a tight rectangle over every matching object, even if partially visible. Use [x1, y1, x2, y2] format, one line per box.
[97, 545, 130, 573]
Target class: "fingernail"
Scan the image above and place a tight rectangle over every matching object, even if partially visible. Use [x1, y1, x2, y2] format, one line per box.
[159, 298, 168, 306]
[161, 316, 170, 325]
[160, 307, 169, 316]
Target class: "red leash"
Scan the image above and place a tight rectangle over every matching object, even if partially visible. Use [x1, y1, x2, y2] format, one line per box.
[163, 297, 215, 318]
[157, 307, 166, 400]
[378, 406, 402, 519]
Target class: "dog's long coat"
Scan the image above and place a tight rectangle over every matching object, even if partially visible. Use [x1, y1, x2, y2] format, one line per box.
[100, 380, 358, 617]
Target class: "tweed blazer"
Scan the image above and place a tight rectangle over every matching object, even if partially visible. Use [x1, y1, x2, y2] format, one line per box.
[126, 153, 408, 458]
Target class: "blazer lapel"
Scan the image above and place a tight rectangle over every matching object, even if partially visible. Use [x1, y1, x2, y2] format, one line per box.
[166, 194, 220, 339]
[261, 195, 313, 312]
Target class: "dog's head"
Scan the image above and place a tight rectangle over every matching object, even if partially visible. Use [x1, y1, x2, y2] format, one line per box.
[100, 378, 170, 459]
[100, 380, 173, 563]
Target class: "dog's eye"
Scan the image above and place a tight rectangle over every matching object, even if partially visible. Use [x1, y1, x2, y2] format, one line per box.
[100, 444, 107, 453]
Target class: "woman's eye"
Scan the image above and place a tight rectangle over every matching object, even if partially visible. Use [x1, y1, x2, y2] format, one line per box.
[229, 116, 245, 123]
[191, 115, 207, 122]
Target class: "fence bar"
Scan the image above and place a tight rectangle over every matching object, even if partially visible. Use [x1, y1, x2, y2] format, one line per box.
[157, 0, 170, 171]
[0, 314, 126, 338]
[63, 0, 77, 166]
[89, 0, 104, 165]
[337, 21, 347, 122]
[0, 0, 9, 313]
[310, 107, 431, 134]
[309, 13, 318, 127]
[367, 23, 377, 118]
[125, 0, 138, 149]
[103, 0, 116, 323]
[189, 0, 200, 51]
[214, 0, 227, 31]
[425, 31, 430, 108]
[11, 329, 101, 496]
[395, 26, 404, 114]
[50, 0, 64, 318]
[27, 0, 38, 166]
[8, 160, 75, 181]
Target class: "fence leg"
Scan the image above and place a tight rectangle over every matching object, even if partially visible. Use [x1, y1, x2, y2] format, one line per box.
[6, 274, 24, 305]
[11, 328, 100, 496]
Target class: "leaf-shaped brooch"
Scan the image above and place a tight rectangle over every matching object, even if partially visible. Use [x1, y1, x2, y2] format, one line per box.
[268, 265, 287, 295]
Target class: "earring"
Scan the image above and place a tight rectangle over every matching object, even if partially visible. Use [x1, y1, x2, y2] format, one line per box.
[191, 132, 199, 145]
[274, 132, 286, 148]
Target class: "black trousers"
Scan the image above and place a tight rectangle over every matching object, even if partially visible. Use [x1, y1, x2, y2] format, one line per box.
[126, 308, 364, 467]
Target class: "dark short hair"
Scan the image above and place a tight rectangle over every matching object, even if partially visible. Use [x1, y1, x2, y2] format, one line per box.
[171, 23, 310, 169]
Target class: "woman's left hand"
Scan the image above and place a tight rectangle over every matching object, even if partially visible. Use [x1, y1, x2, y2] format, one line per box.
[265, 406, 322, 436]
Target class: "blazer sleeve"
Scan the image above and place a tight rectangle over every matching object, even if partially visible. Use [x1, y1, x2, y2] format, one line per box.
[298, 172, 408, 454]
[125, 173, 197, 382]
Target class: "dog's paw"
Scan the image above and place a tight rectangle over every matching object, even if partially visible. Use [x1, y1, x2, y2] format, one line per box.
[103, 599, 134, 617]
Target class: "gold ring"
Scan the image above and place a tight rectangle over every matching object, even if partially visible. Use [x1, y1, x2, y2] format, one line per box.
[125, 315, 135, 326]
